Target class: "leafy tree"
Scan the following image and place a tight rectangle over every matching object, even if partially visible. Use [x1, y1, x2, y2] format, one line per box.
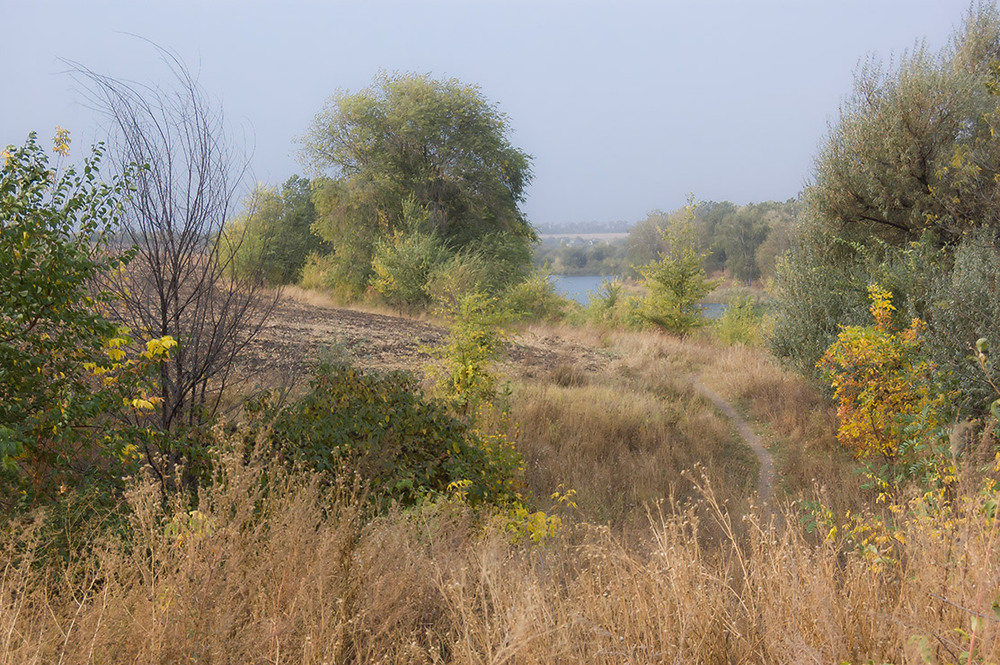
[223, 175, 324, 285]
[302, 72, 535, 297]
[0, 132, 173, 505]
[626, 210, 670, 269]
[811, 7, 1000, 246]
[771, 5, 1000, 394]
[719, 205, 770, 284]
[636, 201, 718, 335]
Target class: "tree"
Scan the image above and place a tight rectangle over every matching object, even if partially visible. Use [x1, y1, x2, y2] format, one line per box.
[223, 175, 324, 285]
[74, 52, 278, 439]
[302, 72, 535, 297]
[626, 210, 670, 270]
[770, 5, 1000, 393]
[810, 7, 1000, 246]
[637, 202, 718, 335]
[719, 204, 770, 284]
[0, 132, 174, 505]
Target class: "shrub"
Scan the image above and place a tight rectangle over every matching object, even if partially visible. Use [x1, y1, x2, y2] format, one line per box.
[370, 200, 451, 311]
[713, 295, 765, 346]
[0, 133, 173, 507]
[246, 361, 521, 509]
[636, 202, 718, 335]
[576, 278, 643, 329]
[430, 292, 509, 415]
[926, 228, 1000, 414]
[816, 285, 950, 472]
[500, 270, 571, 323]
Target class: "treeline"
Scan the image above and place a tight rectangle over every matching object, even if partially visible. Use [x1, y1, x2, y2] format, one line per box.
[534, 198, 801, 282]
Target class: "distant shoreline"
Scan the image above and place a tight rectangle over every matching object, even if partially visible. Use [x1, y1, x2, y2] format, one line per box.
[538, 232, 629, 241]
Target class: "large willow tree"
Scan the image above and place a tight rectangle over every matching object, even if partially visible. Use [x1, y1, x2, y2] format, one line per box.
[301, 72, 535, 298]
[771, 4, 1000, 413]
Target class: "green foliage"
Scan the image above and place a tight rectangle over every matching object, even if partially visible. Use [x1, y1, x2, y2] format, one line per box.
[499, 270, 572, 323]
[370, 198, 450, 311]
[810, 6, 1000, 246]
[577, 278, 643, 329]
[926, 229, 1000, 413]
[247, 361, 521, 509]
[713, 295, 765, 346]
[0, 132, 171, 506]
[636, 202, 719, 335]
[719, 205, 770, 284]
[772, 6, 1000, 400]
[222, 175, 323, 285]
[533, 238, 629, 276]
[425, 250, 492, 311]
[431, 292, 508, 415]
[304, 72, 535, 299]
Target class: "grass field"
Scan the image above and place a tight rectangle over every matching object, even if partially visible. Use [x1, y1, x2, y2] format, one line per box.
[3, 309, 998, 663]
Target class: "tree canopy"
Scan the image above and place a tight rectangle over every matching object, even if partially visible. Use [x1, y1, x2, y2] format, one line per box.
[770, 5, 1000, 414]
[301, 72, 535, 298]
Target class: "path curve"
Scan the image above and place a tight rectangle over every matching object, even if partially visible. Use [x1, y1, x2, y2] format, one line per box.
[692, 378, 775, 511]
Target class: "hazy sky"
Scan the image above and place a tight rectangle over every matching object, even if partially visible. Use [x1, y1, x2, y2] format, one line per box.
[2, 0, 970, 225]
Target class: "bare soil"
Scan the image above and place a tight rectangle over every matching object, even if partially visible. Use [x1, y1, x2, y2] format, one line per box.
[237, 294, 612, 385]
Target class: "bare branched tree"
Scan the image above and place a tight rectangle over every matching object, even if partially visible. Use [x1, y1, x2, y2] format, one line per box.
[71, 50, 278, 439]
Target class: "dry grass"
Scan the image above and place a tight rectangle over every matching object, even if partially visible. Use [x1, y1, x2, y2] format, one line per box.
[698, 344, 866, 512]
[7, 318, 994, 663]
[4, 444, 1000, 664]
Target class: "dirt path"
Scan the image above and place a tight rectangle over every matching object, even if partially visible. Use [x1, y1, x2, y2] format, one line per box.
[692, 378, 776, 511]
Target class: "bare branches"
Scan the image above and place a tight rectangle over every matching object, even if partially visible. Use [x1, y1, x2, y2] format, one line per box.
[72, 49, 278, 434]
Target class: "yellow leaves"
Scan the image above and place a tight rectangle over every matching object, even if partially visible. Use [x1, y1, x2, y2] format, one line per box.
[165, 509, 215, 548]
[0, 149, 10, 168]
[142, 336, 177, 359]
[818, 284, 939, 459]
[508, 504, 562, 543]
[867, 283, 895, 331]
[52, 126, 71, 157]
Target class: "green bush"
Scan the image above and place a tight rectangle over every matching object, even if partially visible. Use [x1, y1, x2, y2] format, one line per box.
[577, 278, 643, 329]
[636, 203, 718, 335]
[425, 251, 492, 311]
[926, 229, 1000, 413]
[430, 292, 509, 415]
[246, 361, 521, 509]
[370, 201, 451, 312]
[713, 295, 765, 346]
[0, 133, 163, 507]
[500, 270, 572, 323]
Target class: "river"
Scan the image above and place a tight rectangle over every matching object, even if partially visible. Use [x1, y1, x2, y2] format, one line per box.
[548, 275, 726, 318]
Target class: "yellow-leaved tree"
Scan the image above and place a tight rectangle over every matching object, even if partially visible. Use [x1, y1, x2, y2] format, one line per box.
[817, 284, 946, 463]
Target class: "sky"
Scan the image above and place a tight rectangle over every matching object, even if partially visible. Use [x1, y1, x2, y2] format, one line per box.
[1, 0, 972, 227]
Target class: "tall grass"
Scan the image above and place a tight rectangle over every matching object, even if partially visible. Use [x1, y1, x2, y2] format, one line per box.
[4, 444, 1000, 663]
[6, 319, 995, 663]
